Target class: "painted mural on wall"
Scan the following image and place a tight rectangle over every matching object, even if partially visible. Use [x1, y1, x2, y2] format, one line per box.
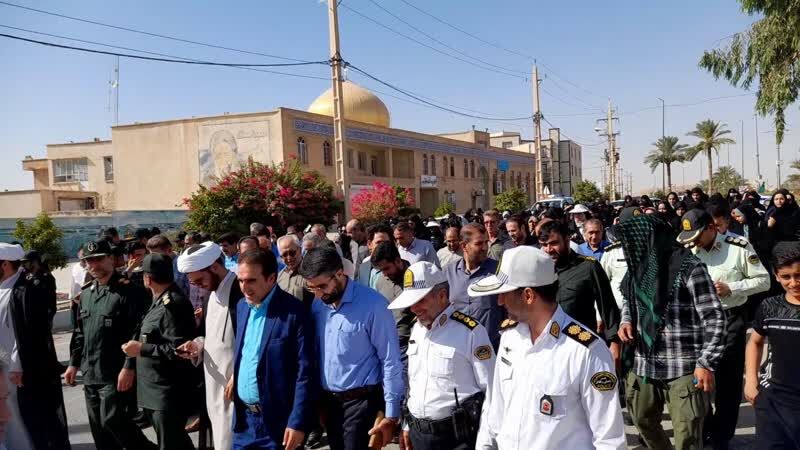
[198, 119, 273, 187]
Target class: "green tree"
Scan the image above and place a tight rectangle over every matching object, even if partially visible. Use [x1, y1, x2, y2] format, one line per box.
[433, 201, 455, 217]
[573, 180, 604, 204]
[644, 136, 688, 191]
[698, 166, 746, 194]
[786, 159, 800, 193]
[685, 120, 736, 193]
[13, 212, 67, 269]
[494, 188, 528, 212]
[699, 0, 800, 144]
[650, 190, 666, 200]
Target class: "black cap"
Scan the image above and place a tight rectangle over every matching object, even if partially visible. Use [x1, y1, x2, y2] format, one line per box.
[134, 228, 151, 240]
[618, 207, 642, 223]
[677, 209, 713, 244]
[81, 240, 112, 259]
[21, 250, 41, 262]
[142, 253, 174, 280]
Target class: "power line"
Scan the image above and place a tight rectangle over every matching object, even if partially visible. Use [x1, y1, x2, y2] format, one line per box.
[542, 116, 606, 147]
[618, 93, 755, 116]
[0, 32, 329, 69]
[339, 2, 528, 81]
[0, 25, 330, 80]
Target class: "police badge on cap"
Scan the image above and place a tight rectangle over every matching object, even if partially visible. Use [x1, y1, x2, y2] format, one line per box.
[80, 240, 112, 259]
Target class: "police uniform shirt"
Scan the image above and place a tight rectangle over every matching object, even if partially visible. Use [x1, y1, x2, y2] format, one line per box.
[691, 233, 770, 309]
[476, 306, 625, 450]
[599, 243, 626, 310]
[406, 305, 495, 421]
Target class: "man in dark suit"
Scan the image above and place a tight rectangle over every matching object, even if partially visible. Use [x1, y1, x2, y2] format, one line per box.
[230, 249, 315, 450]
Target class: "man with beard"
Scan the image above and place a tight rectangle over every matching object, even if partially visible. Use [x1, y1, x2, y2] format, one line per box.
[471, 246, 625, 449]
[502, 215, 536, 250]
[356, 224, 393, 288]
[537, 221, 621, 365]
[64, 240, 155, 450]
[300, 246, 404, 450]
[176, 242, 244, 450]
[482, 210, 507, 261]
[371, 242, 413, 356]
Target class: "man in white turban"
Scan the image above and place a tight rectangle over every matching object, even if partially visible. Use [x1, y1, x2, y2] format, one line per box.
[176, 242, 243, 450]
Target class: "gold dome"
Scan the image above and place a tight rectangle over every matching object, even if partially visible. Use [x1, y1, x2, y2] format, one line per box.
[308, 81, 390, 128]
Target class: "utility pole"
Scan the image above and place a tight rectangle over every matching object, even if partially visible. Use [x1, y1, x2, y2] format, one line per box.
[596, 100, 619, 200]
[532, 64, 544, 201]
[754, 115, 762, 181]
[741, 119, 745, 183]
[658, 97, 665, 192]
[328, 0, 350, 220]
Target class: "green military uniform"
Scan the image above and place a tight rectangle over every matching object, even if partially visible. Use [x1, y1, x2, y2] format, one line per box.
[134, 254, 197, 450]
[555, 251, 621, 343]
[69, 239, 156, 450]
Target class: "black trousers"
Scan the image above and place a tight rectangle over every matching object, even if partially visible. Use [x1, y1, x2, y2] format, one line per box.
[754, 388, 800, 449]
[706, 306, 747, 445]
[323, 388, 384, 450]
[144, 409, 195, 450]
[84, 384, 156, 450]
[408, 418, 472, 450]
[17, 380, 71, 450]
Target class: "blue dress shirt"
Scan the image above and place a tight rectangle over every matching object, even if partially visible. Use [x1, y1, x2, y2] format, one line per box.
[445, 258, 504, 349]
[311, 280, 405, 417]
[224, 253, 239, 272]
[237, 286, 276, 404]
[398, 238, 440, 268]
[577, 240, 611, 260]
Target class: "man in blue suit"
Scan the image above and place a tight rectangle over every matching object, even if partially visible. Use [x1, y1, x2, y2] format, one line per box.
[230, 249, 315, 449]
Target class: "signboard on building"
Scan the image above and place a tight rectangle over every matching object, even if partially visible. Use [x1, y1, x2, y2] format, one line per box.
[421, 175, 438, 188]
[497, 160, 510, 172]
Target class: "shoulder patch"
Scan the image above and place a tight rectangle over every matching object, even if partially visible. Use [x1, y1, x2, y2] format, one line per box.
[499, 318, 517, 332]
[580, 255, 596, 262]
[450, 311, 478, 330]
[748, 254, 761, 265]
[564, 321, 598, 347]
[81, 280, 94, 290]
[590, 371, 617, 391]
[725, 236, 748, 248]
[474, 345, 492, 360]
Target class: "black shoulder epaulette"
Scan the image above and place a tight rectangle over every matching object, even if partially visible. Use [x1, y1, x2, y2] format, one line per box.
[579, 255, 596, 262]
[725, 235, 748, 248]
[81, 280, 94, 290]
[499, 318, 517, 332]
[451, 311, 478, 330]
[605, 242, 622, 251]
[564, 321, 598, 347]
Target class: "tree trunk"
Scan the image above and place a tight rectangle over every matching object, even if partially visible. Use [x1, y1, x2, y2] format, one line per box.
[706, 148, 714, 193]
[666, 163, 672, 191]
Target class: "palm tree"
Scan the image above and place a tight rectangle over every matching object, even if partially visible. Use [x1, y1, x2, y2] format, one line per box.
[644, 136, 688, 191]
[787, 159, 800, 192]
[685, 120, 736, 193]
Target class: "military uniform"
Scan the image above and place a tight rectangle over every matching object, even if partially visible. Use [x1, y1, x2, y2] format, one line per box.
[134, 281, 197, 450]
[69, 240, 155, 450]
[682, 213, 770, 447]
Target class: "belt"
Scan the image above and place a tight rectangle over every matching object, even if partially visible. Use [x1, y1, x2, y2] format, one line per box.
[406, 413, 454, 435]
[325, 384, 381, 402]
[244, 403, 261, 413]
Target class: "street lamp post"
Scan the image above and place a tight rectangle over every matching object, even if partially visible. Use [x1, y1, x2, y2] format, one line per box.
[657, 97, 665, 191]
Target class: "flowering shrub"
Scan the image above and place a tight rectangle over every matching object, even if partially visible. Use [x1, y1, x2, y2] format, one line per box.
[351, 182, 416, 224]
[183, 158, 341, 236]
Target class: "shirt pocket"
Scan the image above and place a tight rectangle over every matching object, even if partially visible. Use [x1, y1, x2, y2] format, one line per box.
[532, 378, 571, 420]
[335, 320, 368, 363]
[429, 345, 455, 378]
[406, 342, 420, 380]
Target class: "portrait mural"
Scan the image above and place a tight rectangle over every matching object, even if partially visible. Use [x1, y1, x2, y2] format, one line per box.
[198, 119, 273, 187]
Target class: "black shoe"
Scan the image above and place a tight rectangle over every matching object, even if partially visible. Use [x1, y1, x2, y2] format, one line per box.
[133, 410, 151, 429]
[306, 428, 324, 449]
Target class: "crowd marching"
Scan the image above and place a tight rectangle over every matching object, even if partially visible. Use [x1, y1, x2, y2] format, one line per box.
[0, 185, 798, 450]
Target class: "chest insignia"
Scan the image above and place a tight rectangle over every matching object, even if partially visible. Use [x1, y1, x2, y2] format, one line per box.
[474, 345, 492, 361]
[451, 311, 478, 329]
[503, 346, 512, 354]
[499, 318, 517, 331]
[438, 314, 447, 327]
[501, 356, 512, 366]
[104, 318, 113, 327]
[565, 321, 597, 347]
[539, 395, 554, 416]
[590, 371, 618, 392]
[748, 254, 760, 265]
[162, 294, 171, 306]
[549, 322, 561, 339]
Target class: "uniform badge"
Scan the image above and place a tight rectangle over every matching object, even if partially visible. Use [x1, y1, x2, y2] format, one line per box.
[590, 371, 618, 391]
[438, 314, 447, 327]
[539, 395, 553, 416]
[748, 254, 760, 265]
[578, 331, 593, 342]
[632, 209, 642, 216]
[682, 219, 692, 231]
[87, 241, 97, 252]
[549, 322, 560, 339]
[501, 356, 512, 366]
[104, 318, 113, 327]
[141, 333, 149, 344]
[474, 345, 492, 361]
[163, 294, 171, 306]
[403, 270, 414, 288]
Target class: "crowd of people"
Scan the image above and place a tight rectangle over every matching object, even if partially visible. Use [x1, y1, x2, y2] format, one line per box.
[0, 185, 797, 450]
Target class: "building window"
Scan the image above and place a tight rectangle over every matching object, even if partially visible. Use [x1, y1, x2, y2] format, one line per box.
[510, 171, 515, 186]
[347, 149, 354, 168]
[445, 191, 456, 207]
[526, 172, 531, 190]
[493, 170, 499, 194]
[463, 159, 468, 178]
[470, 160, 475, 178]
[431, 156, 437, 176]
[103, 156, 114, 182]
[53, 158, 88, 183]
[502, 141, 513, 149]
[357, 151, 367, 171]
[370, 156, 378, 176]
[449, 157, 455, 177]
[423, 154, 428, 175]
[297, 137, 308, 164]
[323, 141, 333, 166]
[444, 157, 449, 177]
[517, 172, 522, 188]
[501, 171, 507, 193]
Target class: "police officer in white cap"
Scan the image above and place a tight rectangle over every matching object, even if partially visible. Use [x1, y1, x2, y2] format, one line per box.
[472, 246, 625, 450]
[389, 261, 494, 450]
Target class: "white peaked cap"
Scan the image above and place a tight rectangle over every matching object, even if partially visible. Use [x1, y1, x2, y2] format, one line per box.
[0, 243, 24, 262]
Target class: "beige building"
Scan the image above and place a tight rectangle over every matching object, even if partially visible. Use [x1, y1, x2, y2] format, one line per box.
[9, 81, 537, 220]
[490, 129, 583, 197]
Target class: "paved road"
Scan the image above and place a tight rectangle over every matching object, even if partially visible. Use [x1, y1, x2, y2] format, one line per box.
[55, 330, 755, 449]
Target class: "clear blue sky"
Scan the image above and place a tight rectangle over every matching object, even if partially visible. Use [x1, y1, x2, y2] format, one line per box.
[1, 0, 796, 193]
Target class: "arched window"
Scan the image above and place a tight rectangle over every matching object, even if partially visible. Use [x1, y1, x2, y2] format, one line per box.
[525, 172, 531, 190]
[492, 169, 498, 194]
[443, 157, 448, 177]
[449, 157, 455, 177]
[510, 170, 515, 186]
[470, 160, 475, 178]
[431, 155, 437, 175]
[423, 154, 429, 175]
[517, 172, 522, 188]
[323, 141, 333, 166]
[297, 137, 308, 164]
[501, 171, 507, 193]
[463, 159, 468, 178]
